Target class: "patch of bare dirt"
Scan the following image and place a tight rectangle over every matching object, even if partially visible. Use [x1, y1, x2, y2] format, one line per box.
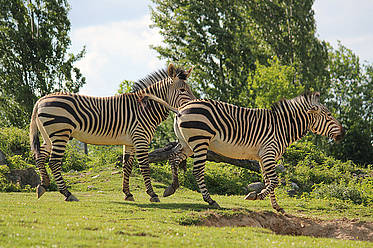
[199, 210, 373, 241]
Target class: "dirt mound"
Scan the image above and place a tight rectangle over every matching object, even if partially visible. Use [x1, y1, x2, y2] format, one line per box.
[199, 210, 373, 241]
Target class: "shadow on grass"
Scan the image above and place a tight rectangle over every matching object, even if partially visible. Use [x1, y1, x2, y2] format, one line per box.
[111, 201, 230, 211]
[153, 184, 167, 189]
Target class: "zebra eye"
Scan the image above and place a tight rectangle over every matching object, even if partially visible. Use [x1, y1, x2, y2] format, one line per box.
[180, 88, 186, 93]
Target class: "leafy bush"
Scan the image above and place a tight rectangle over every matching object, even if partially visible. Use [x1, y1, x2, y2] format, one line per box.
[280, 140, 372, 205]
[61, 142, 90, 172]
[201, 162, 260, 195]
[151, 159, 261, 195]
[0, 128, 35, 192]
[0, 127, 92, 191]
[0, 164, 34, 192]
[87, 144, 123, 168]
[0, 127, 33, 164]
[311, 182, 365, 205]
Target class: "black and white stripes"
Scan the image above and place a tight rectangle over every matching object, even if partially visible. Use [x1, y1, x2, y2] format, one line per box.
[144, 92, 345, 213]
[29, 64, 195, 201]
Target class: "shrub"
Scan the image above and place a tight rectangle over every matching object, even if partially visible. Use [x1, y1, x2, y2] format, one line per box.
[151, 159, 261, 195]
[0, 127, 33, 165]
[279, 140, 373, 205]
[87, 144, 123, 168]
[311, 180, 372, 206]
[0, 127, 92, 191]
[61, 142, 90, 172]
[202, 162, 260, 195]
[0, 164, 34, 192]
[0, 127, 35, 192]
[7, 155, 35, 170]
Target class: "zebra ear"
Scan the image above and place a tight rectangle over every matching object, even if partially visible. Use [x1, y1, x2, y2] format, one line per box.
[167, 64, 177, 78]
[313, 92, 320, 103]
[186, 66, 194, 79]
[307, 105, 320, 114]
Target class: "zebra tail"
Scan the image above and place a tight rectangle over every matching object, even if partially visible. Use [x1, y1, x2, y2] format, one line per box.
[29, 103, 40, 154]
[140, 93, 179, 114]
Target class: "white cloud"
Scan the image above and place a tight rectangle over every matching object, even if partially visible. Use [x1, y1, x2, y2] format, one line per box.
[313, 0, 373, 63]
[70, 15, 165, 96]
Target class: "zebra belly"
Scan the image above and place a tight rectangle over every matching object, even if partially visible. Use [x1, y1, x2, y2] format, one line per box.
[71, 131, 132, 146]
[209, 139, 260, 161]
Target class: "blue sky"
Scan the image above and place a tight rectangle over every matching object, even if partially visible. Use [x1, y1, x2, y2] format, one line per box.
[68, 0, 373, 96]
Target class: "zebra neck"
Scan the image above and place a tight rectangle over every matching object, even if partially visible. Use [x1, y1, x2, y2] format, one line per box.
[140, 85, 170, 123]
[273, 101, 310, 146]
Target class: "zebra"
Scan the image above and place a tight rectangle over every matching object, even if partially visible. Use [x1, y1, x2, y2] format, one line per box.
[139, 92, 345, 213]
[29, 64, 195, 202]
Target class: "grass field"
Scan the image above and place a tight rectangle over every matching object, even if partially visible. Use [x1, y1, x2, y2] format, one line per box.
[0, 166, 372, 248]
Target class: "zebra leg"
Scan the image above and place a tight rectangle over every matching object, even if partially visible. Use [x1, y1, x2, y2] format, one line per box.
[122, 145, 135, 201]
[192, 144, 220, 208]
[245, 161, 266, 201]
[35, 143, 51, 198]
[250, 170, 284, 213]
[165, 140, 194, 197]
[245, 154, 282, 213]
[264, 173, 284, 214]
[164, 151, 187, 197]
[134, 140, 159, 203]
[49, 138, 78, 201]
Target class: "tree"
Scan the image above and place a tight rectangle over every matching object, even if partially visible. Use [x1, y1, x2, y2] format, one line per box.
[117, 80, 134, 95]
[251, 56, 304, 108]
[0, 0, 85, 127]
[318, 43, 373, 165]
[150, 0, 328, 107]
[248, 0, 329, 93]
[151, 0, 266, 107]
[151, 0, 370, 165]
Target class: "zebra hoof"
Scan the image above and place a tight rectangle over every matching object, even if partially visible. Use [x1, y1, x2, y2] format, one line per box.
[150, 196, 160, 202]
[125, 195, 135, 201]
[163, 185, 176, 197]
[37, 185, 46, 199]
[276, 207, 286, 215]
[65, 194, 79, 202]
[209, 201, 221, 209]
[244, 192, 257, 200]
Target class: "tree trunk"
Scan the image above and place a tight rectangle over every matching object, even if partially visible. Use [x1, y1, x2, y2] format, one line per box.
[83, 143, 88, 155]
[148, 142, 260, 173]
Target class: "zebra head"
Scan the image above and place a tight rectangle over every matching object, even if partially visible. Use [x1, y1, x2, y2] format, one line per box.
[166, 64, 196, 108]
[307, 92, 345, 142]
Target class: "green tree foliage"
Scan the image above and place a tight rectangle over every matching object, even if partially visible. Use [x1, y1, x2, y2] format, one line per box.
[251, 57, 304, 108]
[151, 0, 370, 166]
[248, 0, 329, 92]
[117, 80, 134, 94]
[151, 0, 263, 106]
[150, 0, 328, 107]
[319, 43, 373, 165]
[0, 0, 86, 127]
[281, 141, 372, 205]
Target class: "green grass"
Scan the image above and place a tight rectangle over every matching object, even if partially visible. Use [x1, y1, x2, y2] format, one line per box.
[0, 166, 372, 247]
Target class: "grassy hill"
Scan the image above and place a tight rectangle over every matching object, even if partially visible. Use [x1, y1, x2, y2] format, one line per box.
[0, 164, 372, 248]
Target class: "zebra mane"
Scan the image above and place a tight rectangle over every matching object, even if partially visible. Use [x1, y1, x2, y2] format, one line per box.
[270, 92, 319, 112]
[131, 67, 189, 93]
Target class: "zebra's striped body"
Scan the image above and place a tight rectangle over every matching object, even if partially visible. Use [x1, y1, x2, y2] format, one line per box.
[142, 92, 344, 212]
[29, 64, 195, 201]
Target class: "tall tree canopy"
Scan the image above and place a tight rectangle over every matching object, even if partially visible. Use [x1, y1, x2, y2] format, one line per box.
[320, 43, 373, 165]
[248, 0, 329, 91]
[151, 0, 328, 107]
[0, 0, 85, 127]
[151, 0, 372, 165]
